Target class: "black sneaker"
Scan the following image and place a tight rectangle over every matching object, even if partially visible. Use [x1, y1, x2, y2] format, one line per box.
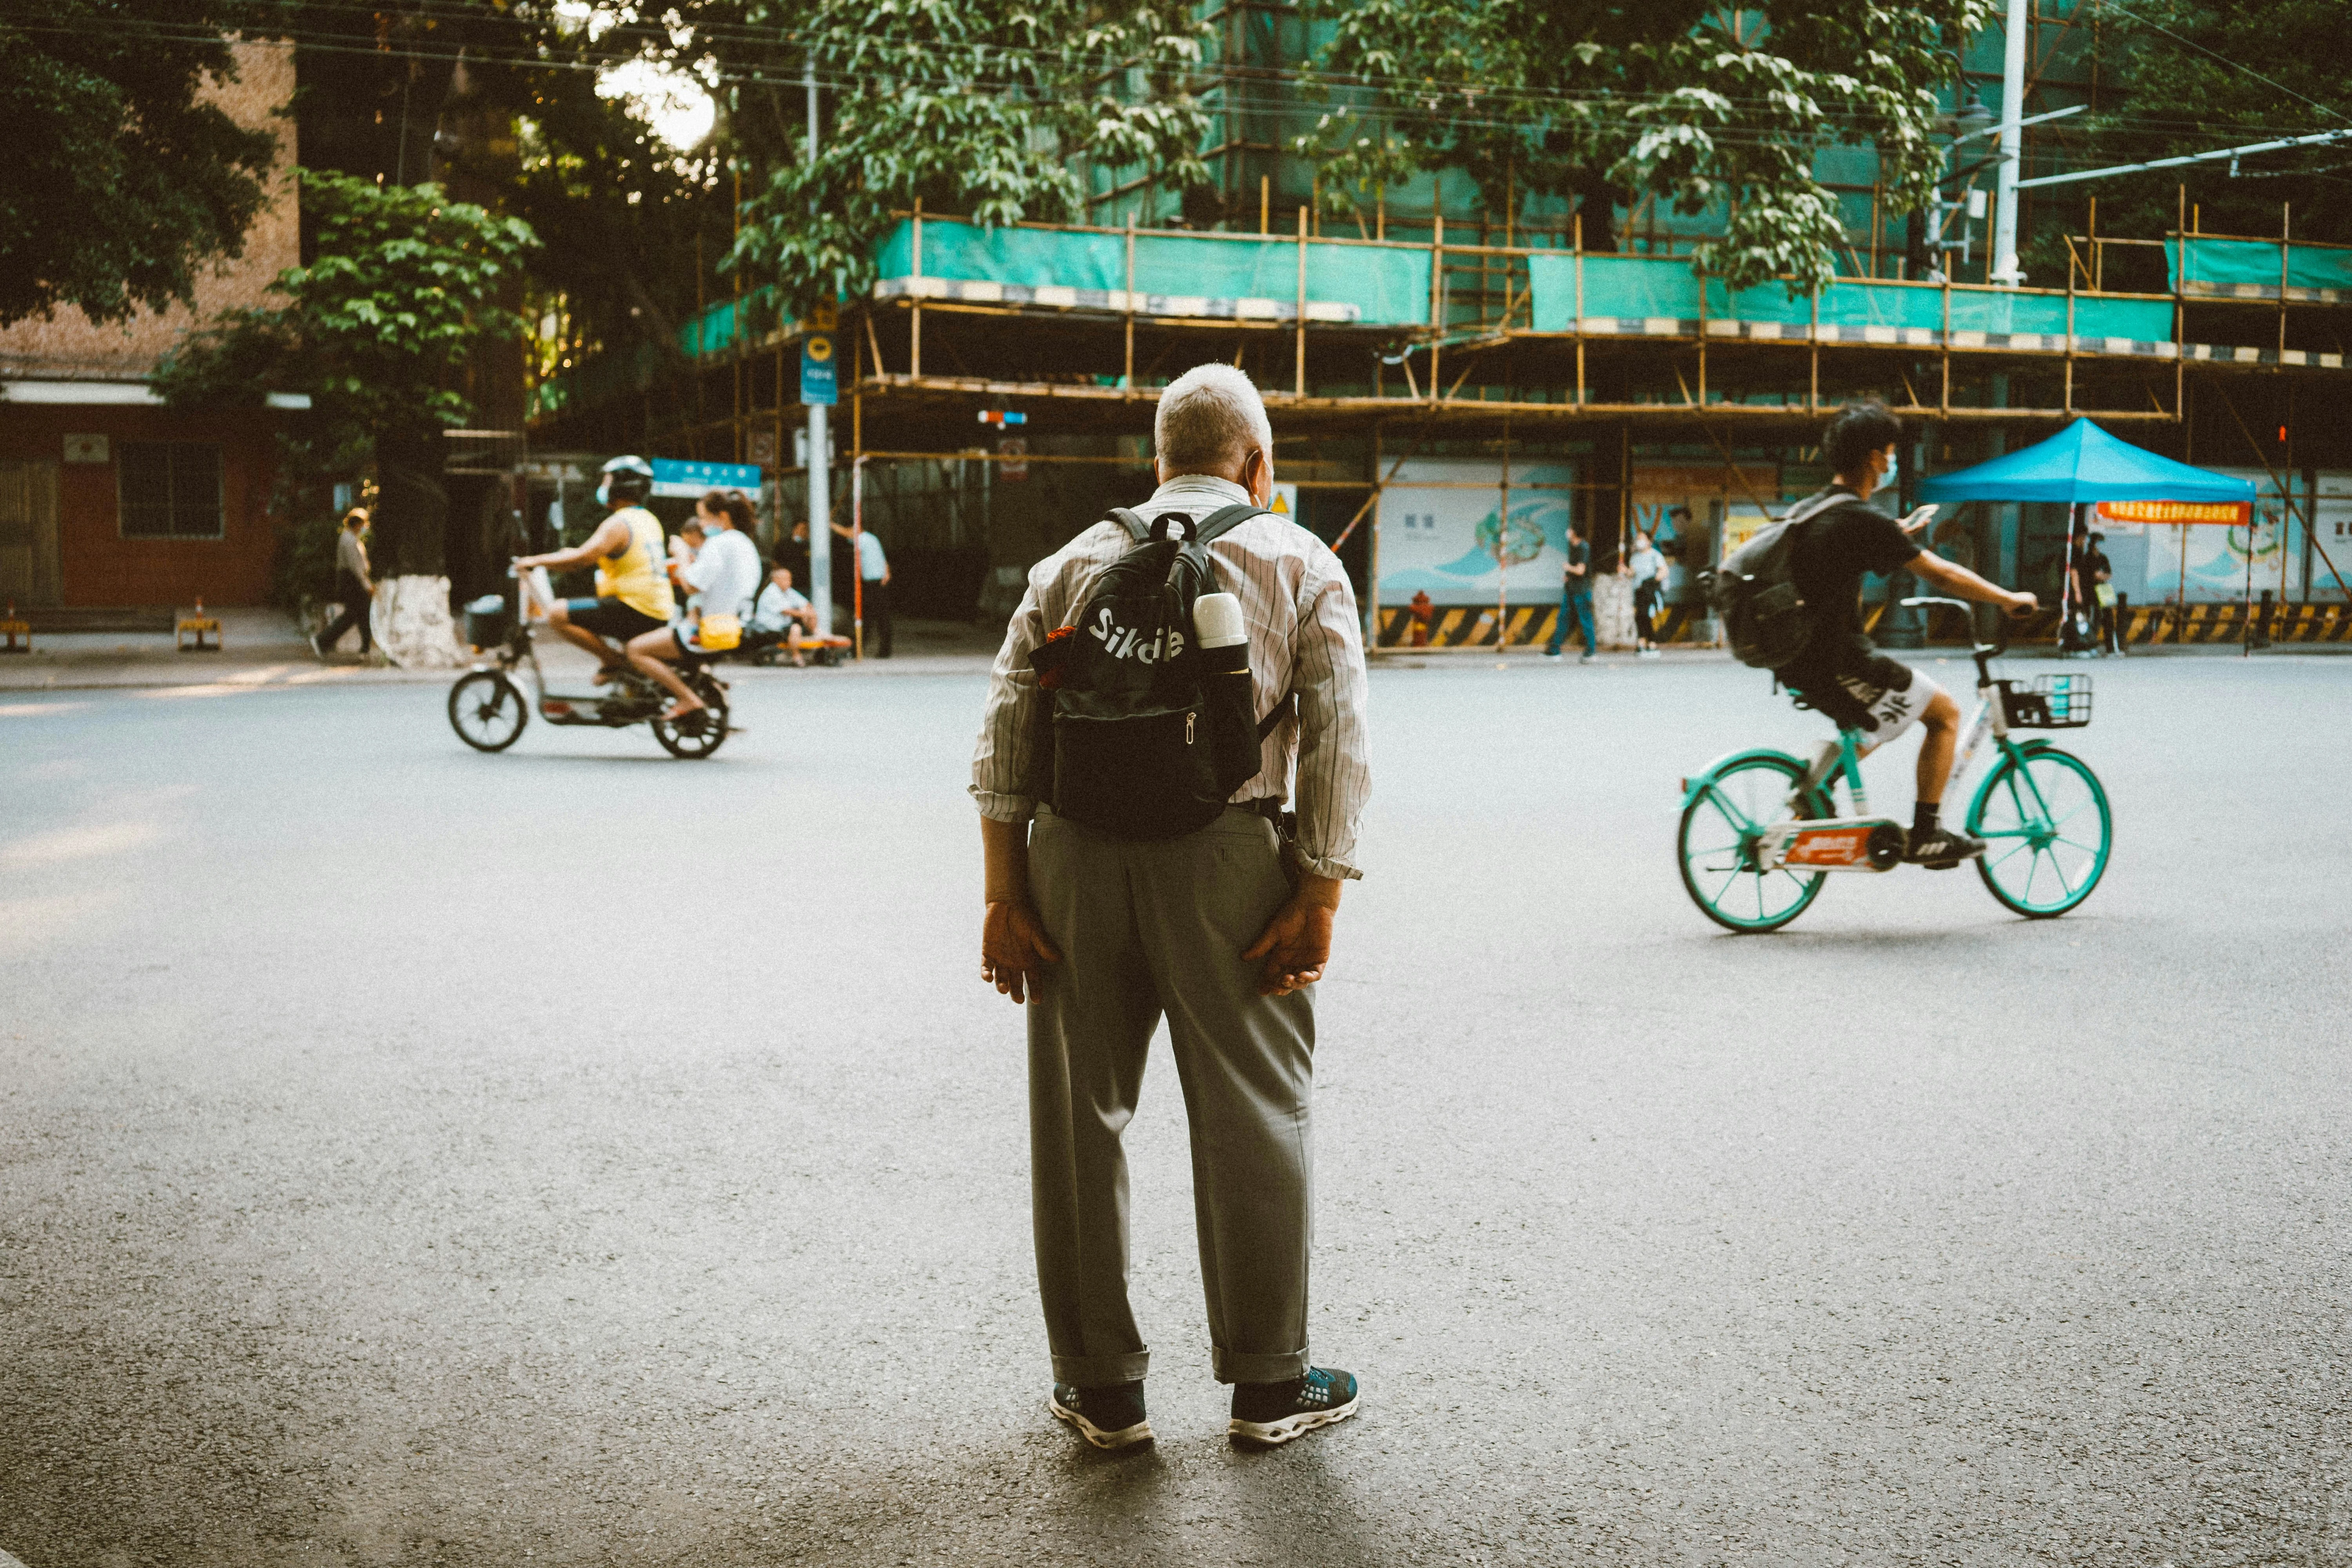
[1228, 1367, 1359, 1449]
[1904, 825, 1985, 869]
[1048, 1381, 1152, 1450]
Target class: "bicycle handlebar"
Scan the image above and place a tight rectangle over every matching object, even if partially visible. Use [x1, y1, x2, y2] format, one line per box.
[1898, 595, 2009, 661]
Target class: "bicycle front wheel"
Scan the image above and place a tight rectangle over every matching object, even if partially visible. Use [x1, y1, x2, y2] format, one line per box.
[448, 671, 527, 753]
[1967, 746, 2111, 918]
[1677, 753, 1827, 933]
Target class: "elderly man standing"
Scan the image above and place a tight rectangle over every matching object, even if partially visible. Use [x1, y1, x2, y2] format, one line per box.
[970, 363, 1372, 1452]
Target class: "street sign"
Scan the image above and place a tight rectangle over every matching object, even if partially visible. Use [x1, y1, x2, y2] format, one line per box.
[649, 458, 763, 499]
[978, 410, 1027, 426]
[802, 332, 838, 407]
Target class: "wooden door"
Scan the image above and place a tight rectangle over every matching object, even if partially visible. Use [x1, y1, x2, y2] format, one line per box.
[0, 461, 62, 606]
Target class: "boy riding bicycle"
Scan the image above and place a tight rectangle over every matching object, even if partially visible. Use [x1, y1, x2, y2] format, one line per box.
[1776, 403, 2038, 867]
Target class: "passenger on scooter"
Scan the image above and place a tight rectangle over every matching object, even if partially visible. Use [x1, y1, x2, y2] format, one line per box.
[627, 488, 761, 720]
[514, 456, 675, 681]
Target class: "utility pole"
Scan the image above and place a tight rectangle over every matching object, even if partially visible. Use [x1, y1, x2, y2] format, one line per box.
[804, 56, 833, 636]
[1991, 0, 2028, 288]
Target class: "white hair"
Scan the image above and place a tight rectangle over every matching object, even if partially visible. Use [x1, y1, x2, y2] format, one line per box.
[1154, 362, 1274, 477]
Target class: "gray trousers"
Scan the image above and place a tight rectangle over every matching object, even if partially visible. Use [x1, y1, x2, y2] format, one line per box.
[1027, 806, 1315, 1387]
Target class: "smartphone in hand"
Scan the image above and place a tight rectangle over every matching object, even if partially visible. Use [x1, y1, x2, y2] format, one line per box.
[1900, 503, 1939, 535]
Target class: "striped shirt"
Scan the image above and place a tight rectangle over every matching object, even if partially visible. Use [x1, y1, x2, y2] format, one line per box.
[970, 474, 1372, 881]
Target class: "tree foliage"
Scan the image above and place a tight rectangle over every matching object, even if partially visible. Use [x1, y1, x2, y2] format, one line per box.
[2043, 0, 2352, 284]
[158, 171, 538, 433]
[1296, 0, 1996, 291]
[0, 0, 279, 326]
[495, 52, 730, 374]
[724, 0, 1216, 316]
[156, 171, 538, 576]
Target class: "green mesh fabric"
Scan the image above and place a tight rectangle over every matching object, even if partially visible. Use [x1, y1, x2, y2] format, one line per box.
[872, 218, 1433, 325]
[2170, 237, 2352, 292]
[1528, 254, 2171, 340]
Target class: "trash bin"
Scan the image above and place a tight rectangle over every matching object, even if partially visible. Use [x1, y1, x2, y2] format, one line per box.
[463, 593, 511, 649]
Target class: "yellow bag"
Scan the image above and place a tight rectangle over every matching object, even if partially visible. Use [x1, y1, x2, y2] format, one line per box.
[696, 612, 742, 651]
[2094, 584, 2116, 608]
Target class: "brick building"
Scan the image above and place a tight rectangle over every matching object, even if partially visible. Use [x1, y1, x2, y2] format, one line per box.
[0, 40, 306, 615]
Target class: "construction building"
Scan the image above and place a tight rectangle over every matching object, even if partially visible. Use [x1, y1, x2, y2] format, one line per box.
[532, 3, 2352, 650]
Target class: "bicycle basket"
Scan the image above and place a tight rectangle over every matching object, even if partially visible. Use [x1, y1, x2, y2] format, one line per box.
[1999, 673, 2093, 729]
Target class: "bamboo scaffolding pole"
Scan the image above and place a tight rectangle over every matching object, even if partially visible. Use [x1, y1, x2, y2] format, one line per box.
[1696, 261, 1708, 406]
[1429, 216, 1444, 408]
[1574, 212, 1586, 407]
[1496, 411, 1512, 646]
[1296, 204, 1309, 399]
[1362, 425, 1380, 641]
[2280, 201, 2292, 356]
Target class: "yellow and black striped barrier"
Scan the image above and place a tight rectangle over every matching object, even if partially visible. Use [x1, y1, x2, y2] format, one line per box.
[1375, 600, 2352, 650]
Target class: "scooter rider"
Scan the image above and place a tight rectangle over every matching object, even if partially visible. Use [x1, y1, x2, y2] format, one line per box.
[514, 456, 676, 681]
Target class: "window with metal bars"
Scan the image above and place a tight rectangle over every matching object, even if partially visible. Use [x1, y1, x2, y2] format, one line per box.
[118, 442, 225, 539]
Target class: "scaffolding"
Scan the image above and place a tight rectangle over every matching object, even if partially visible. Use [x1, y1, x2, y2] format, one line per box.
[526, 201, 2352, 650]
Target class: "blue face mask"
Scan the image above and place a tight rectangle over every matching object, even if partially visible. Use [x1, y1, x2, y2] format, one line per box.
[596, 478, 613, 507]
[1879, 453, 1901, 494]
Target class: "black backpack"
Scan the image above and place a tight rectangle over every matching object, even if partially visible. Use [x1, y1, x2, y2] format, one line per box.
[1706, 488, 1849, 670]
[1027, 503, 1282, 840]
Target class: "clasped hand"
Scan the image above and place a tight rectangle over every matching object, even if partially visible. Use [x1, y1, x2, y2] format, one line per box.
[980, 887, 1335, 1005]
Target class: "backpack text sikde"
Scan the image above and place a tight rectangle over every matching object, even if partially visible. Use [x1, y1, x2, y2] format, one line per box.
[1027, 505, 1278, 840]
[1705, 488, 1850, 670]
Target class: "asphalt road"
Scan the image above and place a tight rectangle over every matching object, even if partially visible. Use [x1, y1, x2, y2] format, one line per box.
[4, 649, 2348, 1568]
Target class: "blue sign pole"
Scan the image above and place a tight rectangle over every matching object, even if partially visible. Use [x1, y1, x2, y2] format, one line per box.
[800, 333, 838, 407]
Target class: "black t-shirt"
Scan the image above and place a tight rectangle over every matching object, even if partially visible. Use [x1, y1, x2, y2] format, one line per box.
[1563, 537, 1591, 590]
[1787, 488, 1922, 662]
[2076, 549, 2111, 597]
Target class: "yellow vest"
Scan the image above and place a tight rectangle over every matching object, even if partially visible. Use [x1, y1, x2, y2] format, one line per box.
[595, 508, 675, 621]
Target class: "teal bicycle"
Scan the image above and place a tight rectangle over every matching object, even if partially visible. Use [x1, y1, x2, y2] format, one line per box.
[1676, 597, 2112, 933]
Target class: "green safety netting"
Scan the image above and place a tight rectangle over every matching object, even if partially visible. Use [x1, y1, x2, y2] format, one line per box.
[677, 287, 776, 358]
[673, 230, 2186, 362]
[1526, 254, 2172, 341]
[873, 217, 1432, 326]
[2170, 236, 2352, 292]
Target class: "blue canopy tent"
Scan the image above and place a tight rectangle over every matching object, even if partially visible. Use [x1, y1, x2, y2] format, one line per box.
[1918, 417, 2254, 505]
[1919, 419, 2257, 645]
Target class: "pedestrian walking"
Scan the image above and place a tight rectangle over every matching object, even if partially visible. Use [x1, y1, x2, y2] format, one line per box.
[970, 361, 1370, 1453]
[2079, 531, 2120, 655]
[312, 508, 375, 658]
[833, 522, 892, 657]
[1544, 521, 1597, 661]
[1626, 527, 1668, 658]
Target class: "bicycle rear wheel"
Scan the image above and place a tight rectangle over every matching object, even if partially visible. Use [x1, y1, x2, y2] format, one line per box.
[1967, 746, 2111, 918]
[651, 672, 729, 759]
[1677, 753, 1827, 933]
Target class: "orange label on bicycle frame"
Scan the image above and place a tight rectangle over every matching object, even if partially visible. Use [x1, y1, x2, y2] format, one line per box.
[1785, 828, 1873, 867]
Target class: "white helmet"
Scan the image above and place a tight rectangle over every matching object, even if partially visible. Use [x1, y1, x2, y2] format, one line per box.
[598, 454, 655, 506]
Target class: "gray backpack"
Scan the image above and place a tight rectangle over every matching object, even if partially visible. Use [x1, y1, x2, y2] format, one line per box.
[1706, 488, 1849, 670]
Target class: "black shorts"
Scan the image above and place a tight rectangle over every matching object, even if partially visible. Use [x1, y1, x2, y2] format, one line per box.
[1780, 646, 1940, 743]
[564, 597, 665, 643]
